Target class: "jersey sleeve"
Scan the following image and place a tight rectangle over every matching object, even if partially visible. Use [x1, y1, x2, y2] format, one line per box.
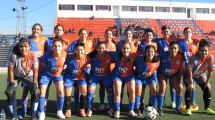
[8, 54, 16, 69]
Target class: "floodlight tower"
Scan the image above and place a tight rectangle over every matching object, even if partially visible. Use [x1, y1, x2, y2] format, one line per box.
[13, 0, 28, 37]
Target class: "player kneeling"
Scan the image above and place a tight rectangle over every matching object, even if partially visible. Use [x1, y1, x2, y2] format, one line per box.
[185, 39, 215, 115]
[5, 38, 40, 120]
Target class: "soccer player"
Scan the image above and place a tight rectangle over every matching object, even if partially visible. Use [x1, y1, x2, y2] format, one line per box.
[38, 38, 67, 120]
[134, 45, 160, 115]
[66, 28, 95, 111]
[138, 28, 157, 55]
[5, 38, 39, 120]
[178, 27, 199, 111]
[157, 41, 184, 115]
[116, 29, 138, 54]
[45, 24, 70, 51]
[98, 29, 117, 111]
[112, 41, 137, 118]
[185, 39, 215, 115]
[64, 42, 91, 117]
[155, 25, 178, 109]
[67, 28, 95, 54]
[19, 23, 48, 118]
[86, 42, 114, 117]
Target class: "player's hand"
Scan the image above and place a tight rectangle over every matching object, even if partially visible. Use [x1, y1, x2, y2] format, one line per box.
[5, 82, 16, 98]
[32, 83, 40, 97]
[187, 83, 194, 90]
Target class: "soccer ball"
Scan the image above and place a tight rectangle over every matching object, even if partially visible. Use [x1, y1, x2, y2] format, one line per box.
[143, 106, 159, 120]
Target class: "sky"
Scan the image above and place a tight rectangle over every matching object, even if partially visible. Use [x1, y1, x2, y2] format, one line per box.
[0, 0, 214, 35]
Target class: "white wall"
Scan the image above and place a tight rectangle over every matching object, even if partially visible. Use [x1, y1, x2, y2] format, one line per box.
[57, 0, 215, 20]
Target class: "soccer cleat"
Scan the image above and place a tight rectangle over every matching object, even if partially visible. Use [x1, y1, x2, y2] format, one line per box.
[86, 109, 92, 117]
[114, 111, 120, 119]
[134, 109, 143, 118]
[171, 101, 176, 109]
[79, 109, 86, 117]
[57, 111, 65, 119]
[129, 110, 137, 117]
[99, 104, 106, 111]
[191, 104, 199, 111]
[205, 108, 215, 115]
[11, 117, 18, 120]
[107, 109, 114, 117]
[64, 110, 72, 118]
[39, 112, 45, 120]
[158, 109, 164, 116]
[185, 109, 192, 116]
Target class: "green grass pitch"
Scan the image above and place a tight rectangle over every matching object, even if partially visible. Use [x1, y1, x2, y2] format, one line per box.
[0, 72, 215, 120]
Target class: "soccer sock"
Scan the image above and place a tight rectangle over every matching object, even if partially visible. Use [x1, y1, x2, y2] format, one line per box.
[203, 87, 211, 109]
[191, 89, 196, 105]
[185, 90, 191, 109]
[106, 86, 114, 110]
[31, 95, 39, 117]
[8, 99, 17, 117]
[158, 95, 164, 109]
[129, 101, 135, 111]
[57, 96, 64, 111]
[64, 96, 71, 111]
[140, 96, 145, 108]
[135, 95, 141, 110]
[170, 89, 176, 103]
[151, 95, 157, 108]
[176, 95, 182, 110]
[74, 88, 80, 108]
[21, 98, 28, 115]
[87, 93, 94, 110]
[114, 102, 120, 112]
[99, 87, 105, 105]
[39, 96, 45, 113]
[80, 95, 86, 109]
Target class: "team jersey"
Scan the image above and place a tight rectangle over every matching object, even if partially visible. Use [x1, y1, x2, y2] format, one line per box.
[134, 55, 160, 79]
[67, 39, 95, 54]
[8, 51, 39, 82]
[40, 50, 67, 77]
[159, 52, 184, 76]
[153, 38, 169, 55]
[28, 35, 48, 57]
[116, 40, 138, 54]
[138, 40, 158, 55]
[64, 54, 91, 80]
[188, 54, 214, 78]
[110, 52, 136, 78]
[106, 41, 116, 51]
[44, 37, 70, 52]
[177, 39, 198, 64]
[89, 52, 114, 76]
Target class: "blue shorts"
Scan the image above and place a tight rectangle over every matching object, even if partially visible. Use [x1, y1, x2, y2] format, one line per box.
[88, 75, 113, 86]
[40, 74, 63, 86]
[135, 76, 157, 85]
[113, 75, 134, 83]
[64, 75, 87, 89]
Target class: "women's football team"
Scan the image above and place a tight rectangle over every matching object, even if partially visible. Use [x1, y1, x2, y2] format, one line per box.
[5, 23, 215, 120]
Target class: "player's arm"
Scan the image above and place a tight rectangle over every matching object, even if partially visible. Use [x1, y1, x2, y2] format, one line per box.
[206, 56, 214, 86]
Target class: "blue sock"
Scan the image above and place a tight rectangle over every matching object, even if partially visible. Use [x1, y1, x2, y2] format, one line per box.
[170, 90, 176, 103]
[176, 95, 182, 110]
[39, 97, 45, 112]
[31, 98, 38, 117]
[129, 101, 135, 111]
[57, 96, 64, 111]
[114, 102, 120, 111]
[8, 99, 17, 117]
[99, 87, 105, 104]
[107, 87, 114, 110]
[74, 89, 80, 108]
[21, 99, 28, 115]
[135, 95, 141, 110]
[87, 93, 94, 110]
[192, 89, 196, 105]
[158, 95, 164, 109]
[151, 95, 157, 108]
